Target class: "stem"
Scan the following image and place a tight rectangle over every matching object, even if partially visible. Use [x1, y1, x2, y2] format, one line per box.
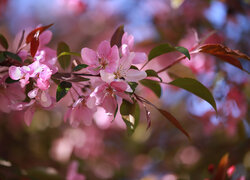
[72, 73, 100, 77]
[156, 55, 186, 74]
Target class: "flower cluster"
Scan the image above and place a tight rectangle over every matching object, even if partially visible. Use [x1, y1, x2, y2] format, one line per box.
[0, 24, 249, 139]
[1, 25, 148, 128]
[66, 32, 147, 126]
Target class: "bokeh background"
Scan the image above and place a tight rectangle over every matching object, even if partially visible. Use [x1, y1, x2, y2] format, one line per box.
[0, 0, 250, 179]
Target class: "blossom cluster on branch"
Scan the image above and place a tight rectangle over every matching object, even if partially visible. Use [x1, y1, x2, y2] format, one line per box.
[0, 24, 249, 138]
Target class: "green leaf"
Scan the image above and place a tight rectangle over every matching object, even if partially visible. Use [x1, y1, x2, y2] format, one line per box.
[128, 82, 138, 93]
[56, 81, 72, 102]
[148, 43, 190, 61]
[120, 100, 140, 135]
[130, 65, 139, 70]
[73, 64, 88, 71]
[146, 69, 162, 82]
[57, 51, 81, 59]
[167, 63, 196, 79]
[3, 51, 22, 62]
[0, 33, 9, 49]
[57, 42, 71, 70]
[140, 79, 161, 98]
[158, 108, 191, 140]
[169, 78, 217, 112]
[5, 77, 19, 84]
[110, 25, 124, 48]
[0, 52, 5, 63]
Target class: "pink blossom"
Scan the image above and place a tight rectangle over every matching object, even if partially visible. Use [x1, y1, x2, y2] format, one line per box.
[64, 97, 96, 127]
[66, 161, 85, 180]
[100, 52, 147, 83]
[9, 61, 52, 90]
[0, 78, 26, 113]
[121, 32, 147, 64]
[24, 89, 54, 126]
[81, 40, 119, 74]
[90, 81, 132, 116]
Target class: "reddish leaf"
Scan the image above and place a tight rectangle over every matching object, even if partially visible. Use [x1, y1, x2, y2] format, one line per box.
[26, 23, 53, 43]
[158, 109, 191, 140]
[30, 33, 39, 57]
[26, 24, 53, 57]
[213, 153, 229, 180]
[110, 25, 124, 48]
[199, 44, 250, 70]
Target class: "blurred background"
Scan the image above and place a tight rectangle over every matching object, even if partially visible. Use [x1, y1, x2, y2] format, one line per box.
[0, 0, 250, 179]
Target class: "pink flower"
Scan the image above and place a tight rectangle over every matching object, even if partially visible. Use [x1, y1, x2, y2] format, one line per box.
[9, 61, 52, 90]
[81, 40, 119, 74]
[64, 97, 96, 127]
[23, 89, 54, 126]
[121, 32, 147, 64]
[0, 78, 26, 113]
[100, 52, 147, 83]
[90, 81, 132, 116]
[66, 161, 85, 180]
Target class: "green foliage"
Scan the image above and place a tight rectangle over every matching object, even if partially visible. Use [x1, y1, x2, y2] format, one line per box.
[57, 42, 71, 70]
[0, 51, 22, 63]
[140, 79, 162, 98]
[148, 43, 190, 61]
[73, 64, 88, 71]
[0, 33, 8, 50]
[56, 81, 72, 102]
[120, 100, 140, 135]
[145, 69, 162, 82]
[169, 78, 217, 112]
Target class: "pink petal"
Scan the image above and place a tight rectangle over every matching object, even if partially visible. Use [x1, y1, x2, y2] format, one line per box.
[132, 52, 147, 64]
[0, 94, 11, 113]
[100, 70, 115, 83]
[9, 66, 23, 80]
[121, 44, 129, 56]
[24, 106, 35, 126]
[125, 69, 147, 82]
[102, 95, 117, 114]
[37, 79, 50, 90]
[110, 81, 128, 92]
[115, 92, 133, 103]
[119, 52, 135, 72]
[39, 30, 52, 47]
[28, 88, 39, 99]
[81, 48, 98, 65]
[122, 32, 134, 50]
[97, 40, 111, 59]
[64, 108, 72, 122]
[38, 90, 52, 107]
[105, 45, 119, 73]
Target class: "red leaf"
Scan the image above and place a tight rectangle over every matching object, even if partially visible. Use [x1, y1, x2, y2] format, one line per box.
[158, 109, 191, 140]
[213, 153, 229, 180]
[110, 25, 124, 48]
[199, 44, 250, 71]
[30, 32, 39, 57]
[26, 23, 53, 43]
[26, 24, 53, 57]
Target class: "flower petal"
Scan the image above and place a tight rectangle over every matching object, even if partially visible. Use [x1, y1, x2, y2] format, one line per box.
[100, 70, 115, 83]
[132, 52, 147, 64]
[122, 32, 134, 50]
[97, 40, 111, 59]
[81, 48, 98, 65]
[9, 66, 23, 80]
[24, 106, 35, 126]
[126, 69, 147, 82]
